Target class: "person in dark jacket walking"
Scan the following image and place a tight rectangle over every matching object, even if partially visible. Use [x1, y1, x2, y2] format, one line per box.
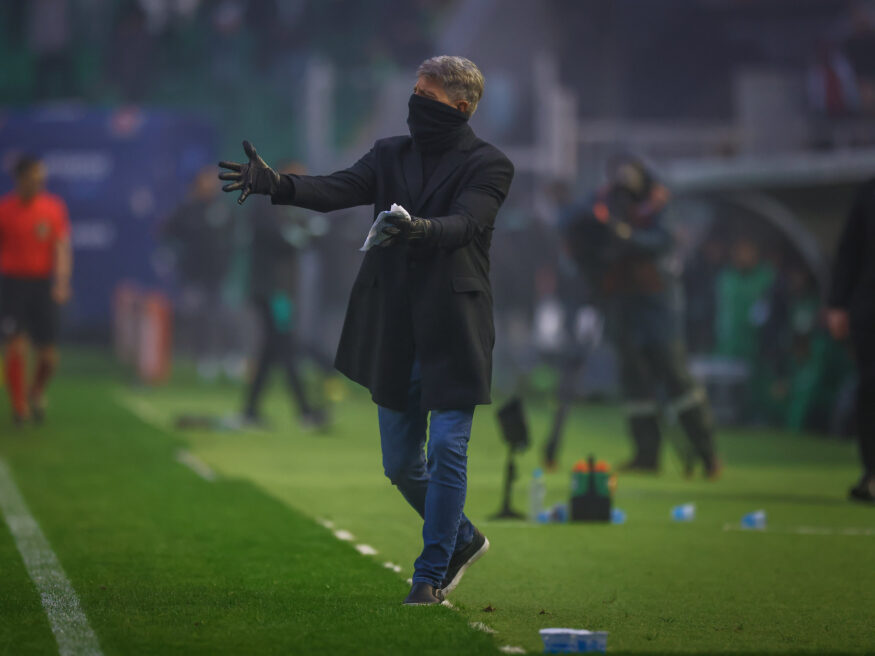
[219, 56, 514, 604]
[827, 178, 875, 503]
[241, 162, 325, 429]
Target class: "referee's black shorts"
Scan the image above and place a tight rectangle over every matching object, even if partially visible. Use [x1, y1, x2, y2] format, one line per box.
[0, 276, 60, 347]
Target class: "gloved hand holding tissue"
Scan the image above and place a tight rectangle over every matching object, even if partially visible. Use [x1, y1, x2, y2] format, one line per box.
[360, 204, 411, 251]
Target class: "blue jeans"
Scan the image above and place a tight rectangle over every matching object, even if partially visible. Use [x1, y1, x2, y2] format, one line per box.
[378, 360, 476, 587]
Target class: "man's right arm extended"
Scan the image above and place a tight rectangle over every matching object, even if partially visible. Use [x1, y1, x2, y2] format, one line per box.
[219, 140, 375, 212]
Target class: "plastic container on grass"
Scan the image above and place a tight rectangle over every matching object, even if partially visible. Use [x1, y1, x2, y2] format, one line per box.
[670, 503, 696, 521]
[741, 509, 766, 530]
[539, 628, 608, 654]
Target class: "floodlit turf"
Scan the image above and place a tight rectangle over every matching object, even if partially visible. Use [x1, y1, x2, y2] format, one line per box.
[2, 350, 875, 654]
[0, 354, 498, 656]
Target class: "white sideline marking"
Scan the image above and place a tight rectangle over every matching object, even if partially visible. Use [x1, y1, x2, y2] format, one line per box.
[499, 646, 525, 654]
[469, 621, 496, 634]
[0, 457, 103, 656]
[115, 394, 166, 429]
[382, 561, 402, 573]
[722, 523, 875, 536]
[174, 450, 217, 482]
[317, 518, 335, 529]
[355, 543, 378, 556]
[333, 529, 355, 541]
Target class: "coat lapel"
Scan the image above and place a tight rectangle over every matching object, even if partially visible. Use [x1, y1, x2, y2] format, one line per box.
[400, 143, 422, 210]
[412, 128, 477, 215]
[414, 149, 465, 215]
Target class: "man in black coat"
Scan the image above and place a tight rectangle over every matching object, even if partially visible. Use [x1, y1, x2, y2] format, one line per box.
[827, 178, 875, 503]
[219, 56, 514, 604]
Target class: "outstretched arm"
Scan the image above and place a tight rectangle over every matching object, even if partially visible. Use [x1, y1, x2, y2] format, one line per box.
[219, 140, 376, 212]
[272, 149, 376, 212]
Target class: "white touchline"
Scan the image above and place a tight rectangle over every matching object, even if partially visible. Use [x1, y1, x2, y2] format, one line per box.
[175, 450, 217, 482]
[0, 457, 103, 656]
[722, 522, 875, 536]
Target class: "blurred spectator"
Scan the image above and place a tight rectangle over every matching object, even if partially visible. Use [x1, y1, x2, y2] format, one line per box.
[714, 236, 777, 423]
[807, 40, 860, 116]
[28, 0, 73, 99]
[683, 232, 725, 354]
[843, 1, 875, 114]
[241, 162, 326, 429]
[109, 3, 155, 102]
[773, 266, 850, 431]
[559, 157, 719, 477]
[160, 166, 237, 380]
[714, 237, 775, 361]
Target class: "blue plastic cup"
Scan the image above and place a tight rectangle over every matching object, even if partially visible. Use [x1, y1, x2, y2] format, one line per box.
[611, 507, 626, 524]
[741, 510, 766, 530]
[670, 503, 695, 521]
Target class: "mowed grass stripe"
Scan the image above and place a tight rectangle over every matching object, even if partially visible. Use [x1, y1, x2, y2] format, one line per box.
[0, 457, 103, 656]
[0, 497, 58, 655]
[0, 370, 499, 655]
[140, 375, 875, 654]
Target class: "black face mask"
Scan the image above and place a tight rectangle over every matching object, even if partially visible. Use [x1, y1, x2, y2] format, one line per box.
[407, 93, 471, 153]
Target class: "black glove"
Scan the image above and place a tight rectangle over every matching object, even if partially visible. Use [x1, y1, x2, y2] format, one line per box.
[218, 141, 280, 205]
[379, 210, 434, 247]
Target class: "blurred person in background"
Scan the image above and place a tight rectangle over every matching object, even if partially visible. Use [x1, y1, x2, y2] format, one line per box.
[560, 156, 719, 478]
[240, 161, 327, 430]
[828, 177, 875, 503]
[0, 155, 72, 426]
[843, 1, 875, 114]
[683, 232, 725, 355]
[219, 55, 514, 605]
[714, 236, 777, 422]
[161, 165, 237, 381]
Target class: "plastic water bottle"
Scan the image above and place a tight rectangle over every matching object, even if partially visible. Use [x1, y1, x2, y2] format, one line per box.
[670, 503, 696, 521]
[529, 468, 546, 522]
[741, 510, 766, 530]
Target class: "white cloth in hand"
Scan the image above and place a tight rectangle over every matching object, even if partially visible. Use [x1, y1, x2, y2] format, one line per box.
[360, 203, 411, 251]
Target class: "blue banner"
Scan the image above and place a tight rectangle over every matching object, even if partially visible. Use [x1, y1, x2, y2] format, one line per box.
[0, 105, 216, 331]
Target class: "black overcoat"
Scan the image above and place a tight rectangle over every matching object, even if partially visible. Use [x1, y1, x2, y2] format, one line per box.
[271, 128, 514, 411]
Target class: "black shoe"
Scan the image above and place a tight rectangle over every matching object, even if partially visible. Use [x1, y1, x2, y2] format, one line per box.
[849, 475, 875, 503]
[403, 582, 445, 606]
[440, 529, 490, 597]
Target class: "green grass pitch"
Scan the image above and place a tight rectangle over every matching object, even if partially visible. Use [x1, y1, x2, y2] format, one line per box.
[1, 350, 873, 655]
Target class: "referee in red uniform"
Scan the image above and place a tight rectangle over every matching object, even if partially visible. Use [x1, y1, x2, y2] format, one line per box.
[0, 155, 73, 426]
